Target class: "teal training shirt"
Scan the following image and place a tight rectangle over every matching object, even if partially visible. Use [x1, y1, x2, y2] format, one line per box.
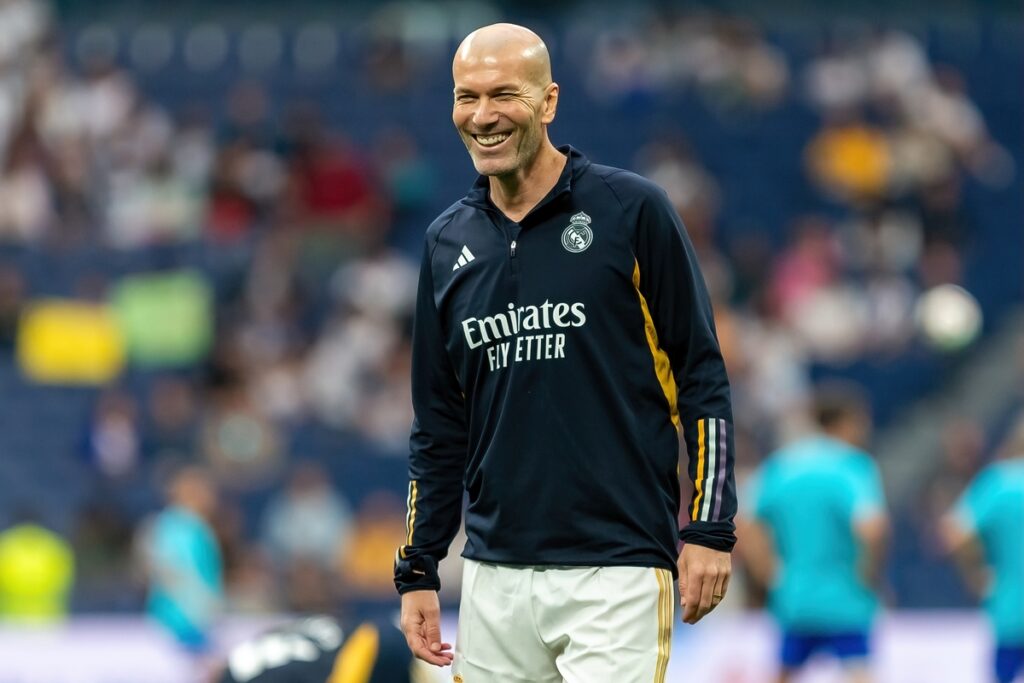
[146, 506, 223, 641]
[748, 435, 886, 632]
[954, 459, 1024, 645]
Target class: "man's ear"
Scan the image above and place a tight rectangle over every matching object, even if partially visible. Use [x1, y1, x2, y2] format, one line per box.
[541, 82, 559, 124]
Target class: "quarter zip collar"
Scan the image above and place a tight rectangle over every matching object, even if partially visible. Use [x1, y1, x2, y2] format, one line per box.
[464, 145, 588, 220]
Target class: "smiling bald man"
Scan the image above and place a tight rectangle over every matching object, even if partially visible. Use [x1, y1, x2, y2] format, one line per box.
[394, 23, 738, 682]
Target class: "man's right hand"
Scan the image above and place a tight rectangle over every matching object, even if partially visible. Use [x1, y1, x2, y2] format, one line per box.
[400, 589, 454, 666]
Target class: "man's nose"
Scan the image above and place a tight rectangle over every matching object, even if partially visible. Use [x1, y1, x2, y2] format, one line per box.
[472, 98, 499, 127]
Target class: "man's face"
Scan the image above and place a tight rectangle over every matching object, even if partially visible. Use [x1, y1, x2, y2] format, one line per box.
[452, 55, 557, 177]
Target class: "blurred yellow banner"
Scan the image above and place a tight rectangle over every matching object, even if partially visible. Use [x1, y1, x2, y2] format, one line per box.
[17, 299, 126, 384]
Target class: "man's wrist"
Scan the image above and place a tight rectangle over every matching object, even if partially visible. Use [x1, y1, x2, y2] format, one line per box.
[397, 582, 440, 595]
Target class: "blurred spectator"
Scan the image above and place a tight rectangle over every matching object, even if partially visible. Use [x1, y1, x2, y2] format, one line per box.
[918, 174, 968, 250]
[356, 336, 414, 451]
[106, 97, 174, 175]
[336, 491, 407, 602]
[364, 35, 417, 92]
[770, 215, 854, 358]
[888, 419, 987, 611]
[910, 66, 987, 164]
[688, 16, 790, 110]
[223, 80, 272, 143]
[171, 108, 216, 191]
[205, 141, 262, 243]
[585, 12, 789, 110]
[924, 419, 986, 521]
[771, 217, 840, 315]
[205, 82, 283, 242]
[305, 247, 416, 439]
[70, 501, 139, 611]
[916, 175, 970, 288]
[282, 115, 383, 240]
[46, 135, 95, 243]
[0, 125, 53, 242]
[840, 208, 922, 276]
[235, 233, 310, 423]
[0, 265, 25, 350]
[804, 28, 1014, 193]
[144, 376, 199, 461]
[804, 38, 873, 113]
[805, 114, 892, 203]
[200, 393, 284, 490]
[260, 462, 354, 571]
[139, 466, 223, 653]
[106, 153, 204, 248]
[635, 136, 721, 252]
[892, 419, 987, 599]
[0, 511, 75, 622]
[867, 30, 931, 102]
[372, 128, 437, 220]
[214, 497, 280, 615]
[200, 333, 284, 489]
[83, 388, 142, 480]
[281, 558, 339, 614]
[729, 300, 811, 448]
[587, 29, 653, 105]
[75, 56, 135, 142]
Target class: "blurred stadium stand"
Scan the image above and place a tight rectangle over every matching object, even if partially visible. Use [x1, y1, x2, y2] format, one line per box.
[0, 0, 1020, 633]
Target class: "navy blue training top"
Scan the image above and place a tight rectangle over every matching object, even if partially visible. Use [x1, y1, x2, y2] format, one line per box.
[395, 146, 737, 594]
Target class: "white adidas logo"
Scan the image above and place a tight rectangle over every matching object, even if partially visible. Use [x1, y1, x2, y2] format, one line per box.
[452, 245, 476, 271]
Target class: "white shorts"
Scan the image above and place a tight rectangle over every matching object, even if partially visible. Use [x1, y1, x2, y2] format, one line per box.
[452, 560, 675, 683]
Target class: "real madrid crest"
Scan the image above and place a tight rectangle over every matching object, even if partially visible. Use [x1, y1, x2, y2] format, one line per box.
[561, 211, 593, 253]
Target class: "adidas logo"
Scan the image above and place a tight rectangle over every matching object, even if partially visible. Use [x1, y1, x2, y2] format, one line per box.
[452, 245, 476, 271]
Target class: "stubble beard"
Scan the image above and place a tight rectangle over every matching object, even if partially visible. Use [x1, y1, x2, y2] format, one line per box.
[465, 121, 543, 179]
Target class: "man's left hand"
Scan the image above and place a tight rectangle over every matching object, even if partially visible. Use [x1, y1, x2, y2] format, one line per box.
[677, 544, 731, 624]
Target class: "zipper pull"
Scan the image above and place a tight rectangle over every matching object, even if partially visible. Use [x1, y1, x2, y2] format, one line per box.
[510, 240, 517, 257]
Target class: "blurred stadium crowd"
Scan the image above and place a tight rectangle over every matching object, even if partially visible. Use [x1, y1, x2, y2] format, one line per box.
[0, 0, 1020, 644]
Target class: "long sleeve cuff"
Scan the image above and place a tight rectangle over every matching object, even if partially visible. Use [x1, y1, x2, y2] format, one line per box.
[679, 521, 736, 552]
[394, 554, 441, 594]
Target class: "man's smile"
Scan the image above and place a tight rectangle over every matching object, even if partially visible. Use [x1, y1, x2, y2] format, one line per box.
[472, 132, 512, 148]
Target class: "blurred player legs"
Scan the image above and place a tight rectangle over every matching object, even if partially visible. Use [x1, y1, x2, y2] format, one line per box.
[943, 419, 1024, 683]
[777, 632, 872, 683]
[453, 560, 673, 683]
[741, 385, 889, 683]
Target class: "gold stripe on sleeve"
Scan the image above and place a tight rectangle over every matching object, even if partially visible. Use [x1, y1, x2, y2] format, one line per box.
[400, 480, 418, 559]
[632, 260, 681, 432]
[327, 623, 380, 683]
[692, 419, 706, 521]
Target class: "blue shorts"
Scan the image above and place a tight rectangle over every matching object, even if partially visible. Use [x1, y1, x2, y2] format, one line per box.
[995, 645, 1024, 683]
[780, 632, 870, 669]
[171, 621, 211, 654]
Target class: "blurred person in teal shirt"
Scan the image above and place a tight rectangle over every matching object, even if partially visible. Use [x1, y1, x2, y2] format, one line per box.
[142, 465, 223, 653]
[943, 417, 1024, 683]
[740, 384, 888, 683]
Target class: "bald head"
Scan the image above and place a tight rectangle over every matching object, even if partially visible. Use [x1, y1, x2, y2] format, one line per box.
[454, 23, 552, 88]
[451, 23, 560, 179]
